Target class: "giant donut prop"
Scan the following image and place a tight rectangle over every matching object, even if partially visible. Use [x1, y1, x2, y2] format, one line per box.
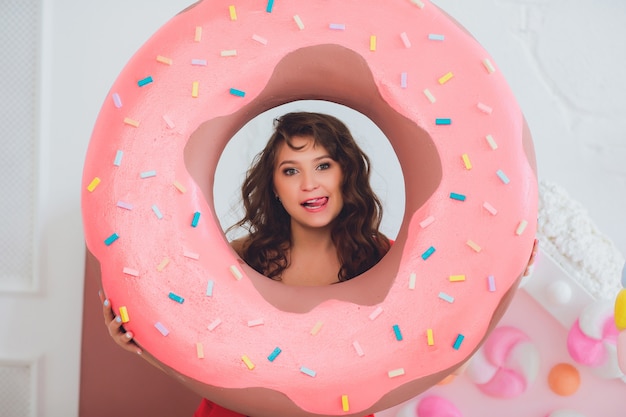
[81, 1, 538, 416]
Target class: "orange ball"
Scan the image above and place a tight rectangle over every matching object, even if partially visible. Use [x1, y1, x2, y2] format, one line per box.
[548, 363, 580, 396]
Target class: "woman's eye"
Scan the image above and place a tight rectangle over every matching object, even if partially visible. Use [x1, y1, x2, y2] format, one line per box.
[283, 168, 297, 176]
[317, 162, 331, 170]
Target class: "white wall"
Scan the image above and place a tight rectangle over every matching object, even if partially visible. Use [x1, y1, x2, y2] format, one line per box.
[41, 0, 626, 415]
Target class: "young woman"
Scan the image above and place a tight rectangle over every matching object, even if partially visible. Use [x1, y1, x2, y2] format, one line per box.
[101, 112, 391, 416]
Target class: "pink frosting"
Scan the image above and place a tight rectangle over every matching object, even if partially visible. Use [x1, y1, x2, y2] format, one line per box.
[416, 396, 462, 417]
[465, 326, 539, 398]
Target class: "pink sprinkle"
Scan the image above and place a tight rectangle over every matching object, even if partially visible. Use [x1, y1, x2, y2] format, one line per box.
[123, 267, 139, 277]
[419, 216, 435, 228]
[400, 32, 411, 48]
[112, 93, 122, 108]
[353, 341, 365, 356]
[183, 251, 199, 260]
[252, 34, 268, 45]
[163, 115, 175, 129]
[477, 102, 493, 114]
[483, 201, 498, 215]
[369, 306, 383, 320]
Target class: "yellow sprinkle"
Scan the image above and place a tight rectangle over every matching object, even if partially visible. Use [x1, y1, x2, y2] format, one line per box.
[220, 49, 237, 57]
[196, 342, 205, 359]
[462, 153, 472, 170]
[341, 395, 350, 412]
[194, 26, 202, 42]
[370, 35, 377, 51]
[483, 58, 496, 74]
[241, 355, 255, 370]
[156, 55, 172, 65]
[119, 306, 129, 323]
[156, 258, 170, 272]
[449, 275, 466, 282]
[87, 177, 101, 192]
[173, 180, 186, 193]
[485, 134, 498, 150]
[466, 240, 482, 253]
[438, 71, 454, 85]
[615, 289, 626, 330]
[426, 329, 434, 346]
[516, 220, 528, 236]
[388, 368, 405, 378]
[310, 321, 324, 335]
[123, 117, 140, 128]
[192, 81, 199, 98]
[293, 15, 305, 30]
[229, 5, 237, 20]
[423, 88, 436, 103]
[230, 265, 242, 280]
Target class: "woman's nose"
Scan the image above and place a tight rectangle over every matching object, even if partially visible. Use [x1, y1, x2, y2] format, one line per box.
[300, 171, 319, 191]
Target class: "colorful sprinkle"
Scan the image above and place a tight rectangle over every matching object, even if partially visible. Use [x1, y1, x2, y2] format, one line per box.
[122, 267, 139, 276]
[168, 292, 184, 304]
[438, 292, 454, 303]
[252, 34, 268, 45]
[151, 204, 163, 219]
[242, 355, 255, 370]
[310, 321, 324, 335]
[156, 257, 170, 271]
[183, 251, 200, 260]
[87, 177, 101, 192]
[208, 318, 222, 331]
[229, 88, 246, 97]
[194, 26, 202, 42]
[388, 368, 405, 378]
[426, 329, 435, 346]
[483, 58, 496, 74]
[438, 71, 454, 84]
[266, 0, 274, 13]
[428, 34, 445, 41]
[113, 150, 123, 166]
[485, 134, 498, 150]
[191, 58, 207, 66]
[449, 192, 466, 201]
[119, 306, 129, 323]
[137, 76, 153, 87]
[410, 0, 425, 8]
[140, 170, 156, 179]
[206, 280, 214, 296]
[488, 275, 496, 292]
[104, 233, 119, 246]
[196, 342, 205, 359]
[192, 81, 199, 98]
[329, 23, 346, 30]
[352, 341, 365, 357]
[449, 275, 466, 282]
[112, 93, 122, 108]
[423, 89, 436, 103]
[477, 102, 493, 114]
[123, 117, 139, 127]
[408, 272, 417, 290]
[435, 118, 451, 125]
[293, 15, 305, 30]
[154, 322, 169, 336]
[116, 201, 132, 210]
[230, 264, 243, 280]
[393, 324, 403, 341]
[267, 347, 282, 362]
[163, 115, 175, 128]
[516, 219, 529, 236]
[220, 49, 237, 57]
[496, 169, 510, 184]
[229, 5, 237, 20]
[156, 55, 172, 65]
[401, 72, 408, 88]
[483, 201, 498, 215]
[421, 246, 436, 260]
[173, 180, 186, 193]
[342, 395, 350, 412]
[191, 211, 201, 227]
[370, 35, 377, 51]
[300, 366, 316, 377]
[453, 334, 465, 350]
[369, 306, 383, 320]
[466, 240, 482, 253]
[400, 32, 411, 48]
[247, 318, 264, 327]
[420, 216, 435, 228]
[462, 153, 472, 170]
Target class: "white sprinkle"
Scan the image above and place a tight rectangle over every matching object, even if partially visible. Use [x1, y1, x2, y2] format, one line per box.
[410, 0, 425, 8]
[116, 201, 133, 210]
[293, 15, 305, 30]
[477, 102, 493, 114]
[388, 368, 405, 378]
[400, 32, 411, 48]
[207, 318, 222, 331]
[252, 34, 268, 45]
[230, 265, 242, 280]
[408, 272, 416, 290]
[423, 88, 436, 103]
[154, 322, 169, 336]
[247, 318, 264, 327]
[163, 115, 175, 129]
[183, 251, 199, 260]
[369, 306, 383, 320]
[483, 58, 496, 74]
[352, 341, 365, 357]
[516, 220, 528, 236]
[483, 201, 498, 215]
[220, 50, 237, 57]
[419, 216, 435, 228]
[123, 267, 139, 277]
[485, 134, 498, 150]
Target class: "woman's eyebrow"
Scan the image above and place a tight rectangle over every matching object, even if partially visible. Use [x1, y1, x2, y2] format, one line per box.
[276, 154, 332, 168]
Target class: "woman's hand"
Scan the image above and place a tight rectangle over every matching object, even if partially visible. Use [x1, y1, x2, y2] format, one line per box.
[523, 238, 539, 277]
[99, 290, 143, 355]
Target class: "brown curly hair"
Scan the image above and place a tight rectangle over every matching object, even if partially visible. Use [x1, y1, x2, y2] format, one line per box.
[230, 111, 390, 282]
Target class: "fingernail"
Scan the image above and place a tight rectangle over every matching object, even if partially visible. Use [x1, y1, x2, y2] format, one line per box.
[104, 299, 110, 307]
[115, 316, 121, 323]
[125, 332, 133, 339]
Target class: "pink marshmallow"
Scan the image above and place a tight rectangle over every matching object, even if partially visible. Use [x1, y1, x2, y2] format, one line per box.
[416, 396, 462, 417]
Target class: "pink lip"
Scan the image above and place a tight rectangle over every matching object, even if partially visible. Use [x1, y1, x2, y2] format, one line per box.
[301, 197, 329, 211]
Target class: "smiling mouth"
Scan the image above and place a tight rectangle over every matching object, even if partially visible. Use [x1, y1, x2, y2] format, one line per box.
[301, 197, 328, 209]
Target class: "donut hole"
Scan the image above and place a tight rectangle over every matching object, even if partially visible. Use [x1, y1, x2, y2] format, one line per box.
[184, 44, 442, 312]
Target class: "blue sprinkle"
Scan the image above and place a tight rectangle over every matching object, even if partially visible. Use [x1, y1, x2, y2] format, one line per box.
[428, 34, 445, 41]
[435, 118, 451, 125]
[191, 211, 201, 227]
[438, 292, 454, 303]
[229, 88, 246, 97]
[152, 204, 163, 219]
[453, 334, 465, 350]
[300, 366, 316, 377]
[449, 192, 466, 201]
[138, 76, 153, 87]
[140, 170, 156, 179]
[329, 23, 346, 30]
[421, 246, 436, 260]
[267, 347, 282, 362]
[206, 280, 214, 296]
[496, 169, 510, 184]
[104, 233, 119, 246]
[393, 324, 403, 341]
[266, 0, 274, 12]
[401, 72, 408, 89]
[113, 150, 123, 166]
[168, 292, 184, 304]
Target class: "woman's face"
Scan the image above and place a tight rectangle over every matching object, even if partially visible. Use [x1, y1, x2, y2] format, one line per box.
[273, 135, 344, 232]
